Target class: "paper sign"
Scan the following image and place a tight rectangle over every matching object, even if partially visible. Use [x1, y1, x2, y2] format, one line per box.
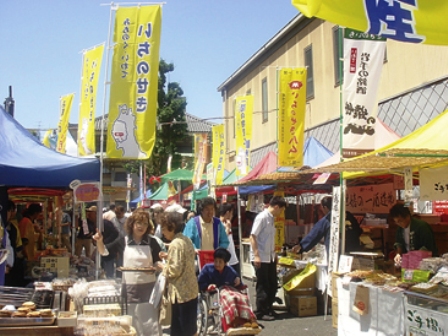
[420, 166, 448, 201]
[338, 255, 354, 273]
[346, 183, 396, 213]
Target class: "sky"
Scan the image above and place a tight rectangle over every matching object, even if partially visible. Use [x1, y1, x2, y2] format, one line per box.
[0, 1, 298, 130]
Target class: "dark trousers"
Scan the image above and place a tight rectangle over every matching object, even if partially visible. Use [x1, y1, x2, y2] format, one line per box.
[102, 258, 116, 278]
[254, 261, 277, 315]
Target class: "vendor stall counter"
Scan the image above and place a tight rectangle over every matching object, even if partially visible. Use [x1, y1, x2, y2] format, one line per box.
[337, 280, 405, 336]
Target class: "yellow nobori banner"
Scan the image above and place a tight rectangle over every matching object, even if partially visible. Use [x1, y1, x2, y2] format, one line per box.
[107, 6, 162, 159]
[193, 133, 208, 189]
[78, 44, 104, 157]
[278, 68, 306, 167]
[234, 95, 253, 177]
[212, 124, 225, 185]
[56, 93, 74, 154]
[292, 0, 448, 45]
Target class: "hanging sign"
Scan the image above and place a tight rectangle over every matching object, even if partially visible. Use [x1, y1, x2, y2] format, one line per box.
[404, 167, 413, 204]
[420, 166, 448, 201]
[405, 299, 447, 335]
[346, 183, 396, 213]
[327, 186, 341, 297]
[73, 182, 101, 203]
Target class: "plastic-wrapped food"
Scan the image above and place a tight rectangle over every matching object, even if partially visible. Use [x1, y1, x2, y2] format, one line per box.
[419, 257, 448, 272]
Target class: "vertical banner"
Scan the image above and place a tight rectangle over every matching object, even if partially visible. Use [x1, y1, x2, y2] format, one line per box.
[56, 93, 74, 153]
[342, 29, 386, 158]
[192, 133, 208, 190]
[78, 44, 104, 156]
[234, 95, 253, 177]
[420, 166, 448, 201]
[107, 6, 162, 159]
[278, 68, 307, 167]
[212, 124, 226, 185]
[328, 186, 341, 297]
[404, 167, 413, 203]
[273, 191, 285, 252]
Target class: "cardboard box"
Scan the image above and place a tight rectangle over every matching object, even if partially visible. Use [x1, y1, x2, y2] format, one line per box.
[331, 273, 341, 300]
[283, 269, 316, 297]
[40, 256, 70, 278]
[332, 299, 338, 328]
[289, 296, 317, 317]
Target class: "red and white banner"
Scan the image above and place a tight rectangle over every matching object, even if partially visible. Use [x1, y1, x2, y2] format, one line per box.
[342, 29, 386, 158]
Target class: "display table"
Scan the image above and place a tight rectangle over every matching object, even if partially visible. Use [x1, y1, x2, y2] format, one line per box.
[337, 280, 405, 336]
[0, 326, 74, 336]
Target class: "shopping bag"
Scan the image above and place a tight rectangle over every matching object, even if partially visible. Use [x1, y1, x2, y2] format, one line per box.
[352, 285, 370, 315]
[149, 274, 166, 308]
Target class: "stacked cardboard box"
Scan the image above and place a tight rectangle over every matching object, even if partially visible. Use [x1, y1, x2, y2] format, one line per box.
[283, 267, 317, 317]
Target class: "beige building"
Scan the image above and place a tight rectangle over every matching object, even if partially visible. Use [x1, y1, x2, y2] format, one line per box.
[218, 14, 448, 171]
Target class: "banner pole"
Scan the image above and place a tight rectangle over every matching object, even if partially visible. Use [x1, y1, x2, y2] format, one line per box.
[275, 67, 279, 171]
[96, 2, 114, 280]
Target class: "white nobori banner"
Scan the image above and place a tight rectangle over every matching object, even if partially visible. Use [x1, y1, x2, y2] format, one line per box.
[342, 29, 386, 158]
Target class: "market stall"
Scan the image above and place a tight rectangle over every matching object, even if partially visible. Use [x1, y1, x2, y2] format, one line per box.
[308, 108, 448, 334]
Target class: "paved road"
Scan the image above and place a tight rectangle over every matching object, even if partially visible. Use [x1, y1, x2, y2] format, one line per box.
[162, 278, 337, 335]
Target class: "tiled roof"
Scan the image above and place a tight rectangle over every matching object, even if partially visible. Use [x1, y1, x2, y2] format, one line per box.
[69, 112, 214, 135]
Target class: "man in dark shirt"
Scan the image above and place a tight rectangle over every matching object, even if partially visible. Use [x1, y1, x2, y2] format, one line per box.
[75, 206, 96, 257]
[5, 200, 27, 287]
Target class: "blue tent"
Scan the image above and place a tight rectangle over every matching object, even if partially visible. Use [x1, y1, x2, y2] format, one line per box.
[130, 189, 153, 206]
[0, 106, 100, 187]
[303, 136, 333, 167]
[279, 136, 333, 171]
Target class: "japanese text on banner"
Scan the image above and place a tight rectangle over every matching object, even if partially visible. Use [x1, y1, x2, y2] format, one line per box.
[273, 191, 285, 252]
[212, 124, 226, 185]
[342, 29, 386, 158]
[278, 68, 306, 167]
[346, 183, 396, 214]
[192, 133, 208, 189]
[291, 0, 448, 45]
[235, 95, 253, 177]
[56, 93, 74, 154]
[107, 6, 162, 159]
[78, 44, 104, 156]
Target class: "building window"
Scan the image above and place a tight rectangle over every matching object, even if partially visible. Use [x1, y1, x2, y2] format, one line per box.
[333, 26, 343, 86]
[304, 45, 314, 100]
[383, 44, 388, 63]
[261, 78, 268, 123]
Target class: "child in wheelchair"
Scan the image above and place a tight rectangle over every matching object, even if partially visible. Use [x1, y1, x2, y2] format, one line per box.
[198, 248, 259, 332]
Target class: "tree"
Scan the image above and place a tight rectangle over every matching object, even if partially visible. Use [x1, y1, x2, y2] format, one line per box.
[124, 59, 189, 179]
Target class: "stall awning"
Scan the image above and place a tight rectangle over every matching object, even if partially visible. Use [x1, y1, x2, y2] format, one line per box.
[311, 109, 448, 178]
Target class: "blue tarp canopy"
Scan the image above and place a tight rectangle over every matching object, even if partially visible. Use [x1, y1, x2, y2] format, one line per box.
[130, 189, 153, 205]
[279, 136, 333, 171]
[0, 107, 100, 187]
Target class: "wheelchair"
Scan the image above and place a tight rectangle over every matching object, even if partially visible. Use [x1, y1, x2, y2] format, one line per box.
[196, 251, 260, 336]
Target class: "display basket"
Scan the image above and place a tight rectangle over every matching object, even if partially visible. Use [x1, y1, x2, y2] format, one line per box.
[198, 250, 215, 271]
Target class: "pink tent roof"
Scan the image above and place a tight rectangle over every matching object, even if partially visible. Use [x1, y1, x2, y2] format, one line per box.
[236, 151, 278, 184]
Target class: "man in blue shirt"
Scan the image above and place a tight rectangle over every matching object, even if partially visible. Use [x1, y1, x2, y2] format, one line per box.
[183, 197, 229, 250]
[292, 196, 332, 255]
